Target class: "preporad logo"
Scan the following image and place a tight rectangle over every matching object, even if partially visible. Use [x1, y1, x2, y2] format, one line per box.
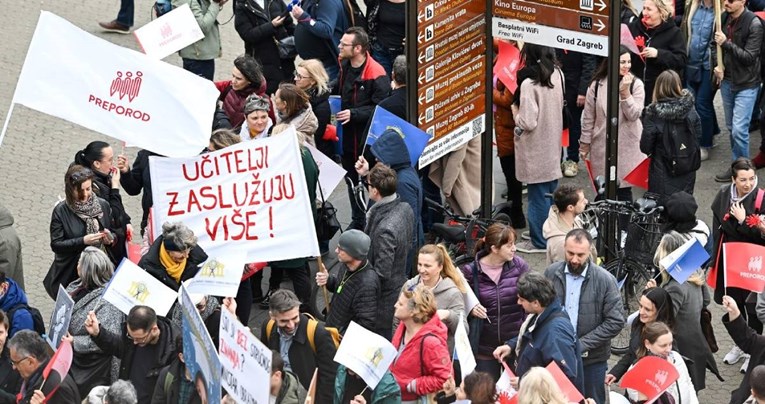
[749, 256, 763, 272]
[160, 23, 172, 39]
[88, 70, 151, 121]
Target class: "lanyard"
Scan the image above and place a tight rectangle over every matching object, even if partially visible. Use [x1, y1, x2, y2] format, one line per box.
[337, 262, 368, 294]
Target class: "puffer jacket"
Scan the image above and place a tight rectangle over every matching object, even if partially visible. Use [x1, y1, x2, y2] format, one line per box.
[215, 79, 274, 130]
[718, 10, 762, 91]
[461, 252, 528, 358]
[334, 365, 400, 404]
[138, 235, 208, 291]
[402, 275, 466, 353]
[172, 0, 222, 60]
[390, 315, 451, 401]
[325, 261, 380, 334]
[544, 261, 625, 365]
[628, 17, 687, 105]
[640, 91, 701, 201]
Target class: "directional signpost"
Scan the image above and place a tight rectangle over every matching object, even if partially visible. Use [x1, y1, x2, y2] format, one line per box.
[408, 0, 488, 168]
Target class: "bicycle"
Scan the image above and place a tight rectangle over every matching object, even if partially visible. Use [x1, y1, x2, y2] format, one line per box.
[580, 193, 664, 355]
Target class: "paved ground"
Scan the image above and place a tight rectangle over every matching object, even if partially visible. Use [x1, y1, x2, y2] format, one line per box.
[0, 0, 755, 402]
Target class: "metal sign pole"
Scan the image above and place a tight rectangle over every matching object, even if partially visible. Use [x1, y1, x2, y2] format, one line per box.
[604, 0, 622, 262]
[480, 0, 494, 219]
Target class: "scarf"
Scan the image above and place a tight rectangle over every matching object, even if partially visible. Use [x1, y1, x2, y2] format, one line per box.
[730, 177, 759, 205]
[159, 243, 186, 283]
[515, 313, 538, 357]
[72, 195, 103, 241]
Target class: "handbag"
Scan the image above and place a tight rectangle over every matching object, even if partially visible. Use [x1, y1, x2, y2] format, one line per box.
[315, 177, 341, 242]
[276, 36, 297, 60]
[700, 307, 718, 353]
[468, 262, 483, 354]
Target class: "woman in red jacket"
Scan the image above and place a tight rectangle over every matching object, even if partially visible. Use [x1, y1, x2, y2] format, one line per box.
[390, 284, 451, 402]
[214, 55, 274, 130]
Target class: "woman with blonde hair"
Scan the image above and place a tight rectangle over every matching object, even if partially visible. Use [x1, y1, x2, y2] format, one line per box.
[518, 367, 596, 404]
[639, 70, 701, 202]
[295, 59, 334, 158]
[208, 129, 241, 152]
[401, 244, 467, 353]
[389, 284, 451, 403]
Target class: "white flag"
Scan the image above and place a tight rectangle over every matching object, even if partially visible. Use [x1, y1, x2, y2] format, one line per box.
[102, 258, 177, 316]
[10, 12, 217, 158]
[454, 313, 476, 379]
[186, 249, 246, 297]
[305, 143, 346, 198]
[134, 4, 205, 60]
[334, 322, 397, 389]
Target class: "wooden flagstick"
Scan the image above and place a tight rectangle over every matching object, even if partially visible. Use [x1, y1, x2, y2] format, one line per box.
[714, 0, 724, 76]
[317, 256, 331, 313]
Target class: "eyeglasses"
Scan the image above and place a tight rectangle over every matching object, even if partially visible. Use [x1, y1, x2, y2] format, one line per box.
[127, 330, 151, 344]
[10, 356, 30, 367]
[294, 73, 308, 80]
[339, 42, 355, 48]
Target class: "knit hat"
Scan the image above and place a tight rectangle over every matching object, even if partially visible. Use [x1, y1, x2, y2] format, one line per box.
[243, 94, 270, 116]
[662, 191, 698, 233]
[337, 230, 370, 260]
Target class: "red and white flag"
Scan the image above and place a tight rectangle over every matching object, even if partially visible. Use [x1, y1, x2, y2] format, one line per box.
[620, 356, 679, 404]
[724, 242, 765, 292]
[6, 12, 217, 158]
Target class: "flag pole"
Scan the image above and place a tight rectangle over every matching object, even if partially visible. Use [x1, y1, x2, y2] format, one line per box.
[714, 0, 724, 76]
[317, 256, 331, 313]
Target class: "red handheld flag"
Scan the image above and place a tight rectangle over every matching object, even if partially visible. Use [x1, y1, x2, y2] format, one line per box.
[126, 241, 142, 264]
[494, 40, 522, 94]
[623, 157, 650, 189]
[545, 361, 584, 403]
[584, 159, 597, 195]
[724, 242, 765, 293]
[620, 356, 679, 403]
[42, 339, 73, 399]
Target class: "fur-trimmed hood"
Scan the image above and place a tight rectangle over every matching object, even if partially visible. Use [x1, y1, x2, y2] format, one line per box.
[645, 90, 695, 121]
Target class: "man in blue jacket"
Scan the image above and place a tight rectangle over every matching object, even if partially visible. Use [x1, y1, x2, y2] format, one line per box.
[493, 271, 584, 392]
[291, 0, 349, 82]
[0, 272, 34, 338]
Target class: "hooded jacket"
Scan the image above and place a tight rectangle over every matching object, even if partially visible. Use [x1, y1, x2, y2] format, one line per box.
[640, 91, 701, 201]
[0, 204, 23, 290]
[334, 365, 400, 404]
[628, 17, 687, 105]
[542, 206, 597, 265]
[401, 275, 466, 353]
[0, 278, 32, 338]
[138, 235, 208, 291]
[370, 129, 423, 246]
[390, 315, 451, 401]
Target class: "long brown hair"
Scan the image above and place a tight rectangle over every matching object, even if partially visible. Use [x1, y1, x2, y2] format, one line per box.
[637, 321, 672, 358]
[652, 70, 683, 103]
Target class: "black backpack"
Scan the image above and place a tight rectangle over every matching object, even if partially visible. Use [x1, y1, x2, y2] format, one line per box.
[7, 303, 46, 335]
[662, 116, 701, 176]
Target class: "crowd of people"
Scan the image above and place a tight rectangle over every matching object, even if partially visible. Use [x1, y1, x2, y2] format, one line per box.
[6, 0, 765, 402]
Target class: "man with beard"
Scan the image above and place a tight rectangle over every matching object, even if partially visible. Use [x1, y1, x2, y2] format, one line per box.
[543, 229, 624, 404]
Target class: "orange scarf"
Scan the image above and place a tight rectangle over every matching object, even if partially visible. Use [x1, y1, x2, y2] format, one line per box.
[159, 244, 186, 282]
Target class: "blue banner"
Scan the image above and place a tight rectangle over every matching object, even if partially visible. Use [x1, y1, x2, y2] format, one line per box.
[367, 106, 432, 167]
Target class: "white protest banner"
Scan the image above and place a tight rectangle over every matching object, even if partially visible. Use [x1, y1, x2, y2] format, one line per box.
[150, 127, 321, 262]
[5, 12, 216, 157]
[180, 284, 221, 404]
[102, 258, 177, 316]
[305, 143, 346, 197]
[454, 313, 476, 380]
[48, 285, 74, 350]
[219, 309, 270, 404]
[334, 322, 397, 389]
[186, 250, 246, 297]
[134, 4, 204, 60]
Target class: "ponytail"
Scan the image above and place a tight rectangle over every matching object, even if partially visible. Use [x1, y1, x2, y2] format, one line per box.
[419, 244, 467, 293]
[73, 141, 110, 169]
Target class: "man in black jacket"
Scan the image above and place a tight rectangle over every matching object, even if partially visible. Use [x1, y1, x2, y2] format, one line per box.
[150, 334, 202, 404]
[377, 55, 407, 120]
[335, 26, 391, 231]
[86, 305, 179, 404]
[8, 330, 80, 404]
[315, 230, 379, 334]
[262, 289, 337, 403]
[714, 0, 763, 181]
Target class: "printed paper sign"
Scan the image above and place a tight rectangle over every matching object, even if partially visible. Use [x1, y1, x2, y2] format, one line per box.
[724, 242, 765, 292]
[9, 12, 217, 157]
[102, 258, 177, 316]
[305, 143, 346, 198]
[47, 285, 74, 350]
[134, 4, 204, 60]
[334, 322, 397, 389]
[150, 128, 320, 263]
[620, 355, 679, 404]
[454, 313, 476, 379]
[180, 284, 221, 404]
[659, 237, 710, 284]
[186, 250, 246, 297]
[219, 309, 270, 404]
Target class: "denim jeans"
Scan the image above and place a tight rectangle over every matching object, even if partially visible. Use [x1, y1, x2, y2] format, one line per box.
[686, 67, 715, 148]
[371, 42, 404, 77]
[721, 80, 759, 160]
[583, 362, 608, 404]
[323, 61, 339, 83]
[182, 59, 215, 81]
[116, 0, 134, 27]
[565, 93, 584, 163]
[527, 180, 558, 248]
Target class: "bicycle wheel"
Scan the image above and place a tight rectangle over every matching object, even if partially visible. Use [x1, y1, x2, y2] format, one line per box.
[309, 256, 342, 321]
[605, 258, 651, 355]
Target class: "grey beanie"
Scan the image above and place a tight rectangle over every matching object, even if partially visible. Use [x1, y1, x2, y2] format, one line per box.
[337, 230, 370, 260]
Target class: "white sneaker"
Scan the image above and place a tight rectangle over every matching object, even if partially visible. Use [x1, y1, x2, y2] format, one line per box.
[741, 355, 751, 373]
[700, 147, 709, 161]
[521, 231, 530, 240]
[724, 346, 745, 364]
[562, 160, 578, 177]
[515, 240, 546, 254]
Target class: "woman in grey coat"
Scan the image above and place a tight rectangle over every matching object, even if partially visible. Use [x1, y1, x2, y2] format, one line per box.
[66, 247, 125, 397]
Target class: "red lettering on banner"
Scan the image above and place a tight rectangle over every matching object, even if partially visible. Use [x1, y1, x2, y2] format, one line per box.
[179, 146, 271, 183]
[219, 338, 240, 370]
[236, 330, 248, 350]
[86, 94, 152, 122]
[204, 211, 260, 242]
[167, 192, 183, 216]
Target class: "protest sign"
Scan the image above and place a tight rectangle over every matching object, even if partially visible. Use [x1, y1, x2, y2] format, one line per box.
[134, 4, 204, 60]
[4, 11, 217, 157]
[180, 284, 221, 404]
[306, 143, 346, 197]
[659, 237, 709, 284]
[334, 322, 397, 389]
[150, 128, 320, 263]
[186, 250, 246, 297]
[620, 355, 679, 404]
[367, 106, 433, 168]
[48, 285, 74, 350]
[724, 242, 765, 292]
[219, 309, 270, 404]
[545, 361, 584, 403]
[494, 40, 522, 93]
[102, 258, 177, 316]
[454, 313, 476, 380]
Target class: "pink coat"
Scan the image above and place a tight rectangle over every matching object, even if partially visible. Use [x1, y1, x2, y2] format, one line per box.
[580, 77, 646, 185]
[514, 69, 564, 184]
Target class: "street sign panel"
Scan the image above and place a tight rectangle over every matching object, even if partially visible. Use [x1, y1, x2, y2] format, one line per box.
[418, 95, 486, 167]
[493, 0, 608, 35]
[492, 18, 608, 56]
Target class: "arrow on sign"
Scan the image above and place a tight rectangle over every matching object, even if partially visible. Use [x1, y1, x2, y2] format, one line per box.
[594, 19, 606, 32]
[418, 52, 426, 64]
[418, 72, 426, 84]
[418, 113, 426, 125]
[595, 0, 606, 11]
[418, 94, 426, 105]
[418, 10, 425, 22]
[418, 32, 425, 44]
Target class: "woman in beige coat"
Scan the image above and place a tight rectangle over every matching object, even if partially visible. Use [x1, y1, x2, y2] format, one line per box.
[580, 46, 646, 201]
[512, 44, 564, 253]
